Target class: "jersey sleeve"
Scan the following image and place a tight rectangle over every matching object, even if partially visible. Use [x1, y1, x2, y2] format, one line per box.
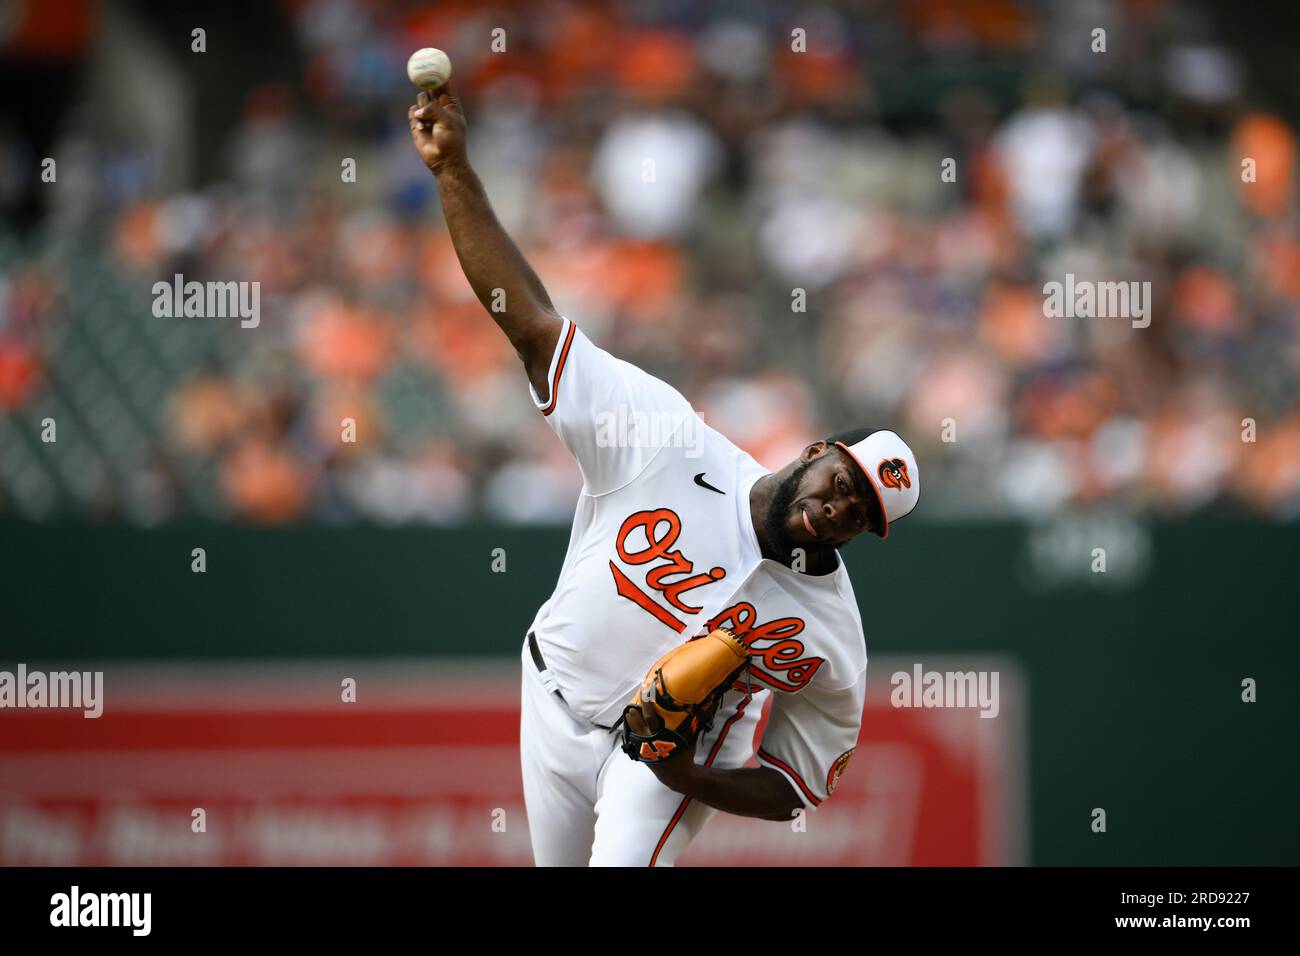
[756, 667, 866, 809]
[529, 317, 698, 495]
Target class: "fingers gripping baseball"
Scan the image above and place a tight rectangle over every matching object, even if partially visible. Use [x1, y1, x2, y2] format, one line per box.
[408, 81, 466, 173]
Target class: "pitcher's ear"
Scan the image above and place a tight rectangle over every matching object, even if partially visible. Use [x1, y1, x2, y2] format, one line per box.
[803, 440, 829, 461]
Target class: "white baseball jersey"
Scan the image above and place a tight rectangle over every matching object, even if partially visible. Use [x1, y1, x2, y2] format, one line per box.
[526, 318, 867, 810]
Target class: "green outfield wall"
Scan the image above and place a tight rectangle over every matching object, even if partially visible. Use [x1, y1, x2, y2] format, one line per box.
[2, 518, 1297, 866]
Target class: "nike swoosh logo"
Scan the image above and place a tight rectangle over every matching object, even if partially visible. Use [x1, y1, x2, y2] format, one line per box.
[693, 473, 725, 495]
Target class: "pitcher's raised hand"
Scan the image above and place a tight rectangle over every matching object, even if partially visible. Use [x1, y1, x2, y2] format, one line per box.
[408, 79, 466, 174]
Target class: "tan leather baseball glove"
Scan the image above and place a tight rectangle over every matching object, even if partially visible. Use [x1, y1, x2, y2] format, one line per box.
[616, 628, 751, 763]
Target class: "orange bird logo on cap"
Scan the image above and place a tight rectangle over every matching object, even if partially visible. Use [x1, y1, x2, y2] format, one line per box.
[878, 458, 910, 491]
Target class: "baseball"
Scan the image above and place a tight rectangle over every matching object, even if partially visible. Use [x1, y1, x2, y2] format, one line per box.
[407, 47, 452, 90]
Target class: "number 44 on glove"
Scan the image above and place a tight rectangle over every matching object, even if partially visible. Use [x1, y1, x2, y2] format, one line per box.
[616, 628, 751, 763]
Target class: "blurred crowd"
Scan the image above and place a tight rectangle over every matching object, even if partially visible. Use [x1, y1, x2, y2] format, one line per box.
[1, 0, 1298, 525]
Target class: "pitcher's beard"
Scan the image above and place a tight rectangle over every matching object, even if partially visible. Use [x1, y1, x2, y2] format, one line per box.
[762, 459, 814, 561]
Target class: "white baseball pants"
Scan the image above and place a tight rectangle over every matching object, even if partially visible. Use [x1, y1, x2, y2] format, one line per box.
[518, 636, 764, 866]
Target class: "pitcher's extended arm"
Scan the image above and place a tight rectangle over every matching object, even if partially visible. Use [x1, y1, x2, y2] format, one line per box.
[408, 81, 563, 398]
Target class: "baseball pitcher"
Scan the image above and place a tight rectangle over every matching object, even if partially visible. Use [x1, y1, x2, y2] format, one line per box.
[409, 81, 920, 866]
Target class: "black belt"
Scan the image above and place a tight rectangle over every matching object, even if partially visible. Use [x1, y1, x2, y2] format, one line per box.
[528, 631, 569, 708]
[527, 631, 557, 695]
[528, 631, 614, 731]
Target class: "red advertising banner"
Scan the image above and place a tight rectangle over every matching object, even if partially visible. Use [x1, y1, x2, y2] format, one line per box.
[0, 657, 1023, 866]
